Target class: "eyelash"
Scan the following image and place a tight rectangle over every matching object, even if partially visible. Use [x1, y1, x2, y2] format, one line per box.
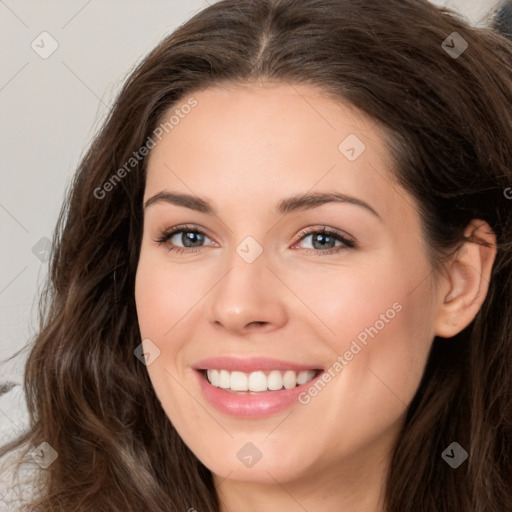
[153, 224, 357, 256]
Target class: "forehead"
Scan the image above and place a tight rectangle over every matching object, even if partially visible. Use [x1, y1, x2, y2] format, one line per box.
[144, 82, 407, 224]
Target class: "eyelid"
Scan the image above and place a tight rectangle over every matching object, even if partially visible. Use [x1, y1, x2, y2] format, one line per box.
[153, 223, 214, 245]
[294, 225, 356, 247]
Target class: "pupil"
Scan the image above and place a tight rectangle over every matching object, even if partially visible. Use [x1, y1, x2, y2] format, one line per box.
[313, 233, 334, 250]
[184, 231, 204, 247]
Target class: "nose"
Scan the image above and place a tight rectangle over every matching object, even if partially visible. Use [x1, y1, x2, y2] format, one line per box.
[207, 249, 288, 336]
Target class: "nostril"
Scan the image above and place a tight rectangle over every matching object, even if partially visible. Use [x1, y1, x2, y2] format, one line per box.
[249, 321, 267, 328]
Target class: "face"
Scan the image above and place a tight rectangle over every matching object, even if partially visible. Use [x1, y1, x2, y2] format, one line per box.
[135, 81, 440, 488]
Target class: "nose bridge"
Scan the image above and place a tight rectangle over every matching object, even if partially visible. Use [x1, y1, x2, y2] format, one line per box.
[207, 234, 287, 333]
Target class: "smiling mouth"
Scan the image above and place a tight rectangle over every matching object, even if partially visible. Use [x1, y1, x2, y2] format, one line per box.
[200, 368, 323, 393]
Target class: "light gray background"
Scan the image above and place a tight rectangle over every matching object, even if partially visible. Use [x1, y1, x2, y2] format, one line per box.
[0, 0, 503, 496]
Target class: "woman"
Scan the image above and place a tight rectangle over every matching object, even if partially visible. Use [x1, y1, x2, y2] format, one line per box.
[2, 0, 512, 510]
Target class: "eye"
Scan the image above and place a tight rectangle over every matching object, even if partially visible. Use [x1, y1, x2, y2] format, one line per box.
[154, 224, 356, 256]
[154, 224, 214, 255]
[292, 226, 356, 255]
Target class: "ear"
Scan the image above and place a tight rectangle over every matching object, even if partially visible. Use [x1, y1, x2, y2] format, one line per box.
[434, 219, 497, 338]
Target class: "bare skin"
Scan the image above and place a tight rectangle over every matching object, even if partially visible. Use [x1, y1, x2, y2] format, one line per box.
[135, 81, 496, 512]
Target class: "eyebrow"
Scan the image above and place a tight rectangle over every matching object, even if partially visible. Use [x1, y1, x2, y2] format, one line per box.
[143, 190, 382, 221]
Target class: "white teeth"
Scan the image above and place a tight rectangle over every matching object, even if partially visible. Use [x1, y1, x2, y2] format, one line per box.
[248, 371, 267, 392]
[218, 369, 231, 388]
[297, 370, 312, 385]
[267, 370, 283, 390]
[207, 369, 219, 387]
[205, 369, 318, 392]
[231, 371, 248, 391]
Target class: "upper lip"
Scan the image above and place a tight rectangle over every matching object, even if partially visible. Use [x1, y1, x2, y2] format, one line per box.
[192, 356, 323, 373]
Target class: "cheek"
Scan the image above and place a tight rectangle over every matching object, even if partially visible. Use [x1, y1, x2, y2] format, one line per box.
[291, 254, 435, 401]
[134, 248, 200, 338]
[286, 254, 427, 345]
[284, 219, 430, 327]
[134, 248, 214, 393]
[289, 264, 434, 456]
[134, 252, 203, 423]
[134, 251, 187, 400]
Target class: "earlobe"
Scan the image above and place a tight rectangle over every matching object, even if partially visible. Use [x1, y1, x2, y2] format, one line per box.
[434, 219, 497, 339]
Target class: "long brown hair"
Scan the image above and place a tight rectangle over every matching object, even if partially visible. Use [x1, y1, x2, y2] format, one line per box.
[2, 0, 512, 510]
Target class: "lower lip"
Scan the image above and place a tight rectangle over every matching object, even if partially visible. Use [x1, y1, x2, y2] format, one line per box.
[195, 370, 324, 418]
